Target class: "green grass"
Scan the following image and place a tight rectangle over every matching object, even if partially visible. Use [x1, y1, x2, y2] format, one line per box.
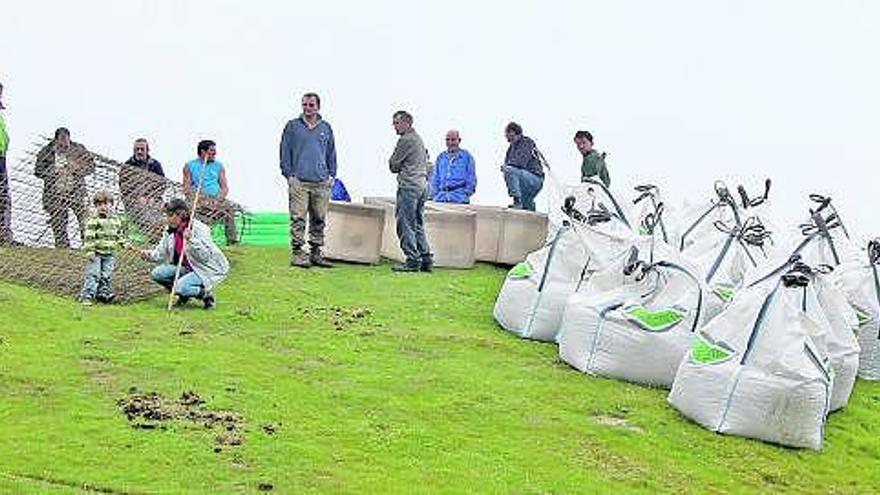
[0, 246, 879, 494]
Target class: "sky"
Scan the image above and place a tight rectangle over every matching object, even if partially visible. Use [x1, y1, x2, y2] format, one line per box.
[2, 0, 879, 240]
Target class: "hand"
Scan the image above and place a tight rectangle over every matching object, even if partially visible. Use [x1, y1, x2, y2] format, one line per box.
[88, 254, 99, 262]
[140, 249, 152, 261]
[184, 228, 192, 241]
[327, 176, 335, 187]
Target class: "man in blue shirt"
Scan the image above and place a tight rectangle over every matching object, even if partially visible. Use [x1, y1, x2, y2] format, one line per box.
[430, 130, 476, 204]
[182, 139, 237, 244]
[501, 122, 544, 211]
[280, 92, 337, 268]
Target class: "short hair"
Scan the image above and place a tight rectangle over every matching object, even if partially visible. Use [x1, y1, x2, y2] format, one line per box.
[505, 122, 523, 136]
[393, 110, 413, 124]
[574, 130, 594, 143]
[302, 92, 321, 107]
[93, 190, 114, 205]
[164, 198, 190, 218]
[54, 127, 71, 139]
[197, 139, 216, 155]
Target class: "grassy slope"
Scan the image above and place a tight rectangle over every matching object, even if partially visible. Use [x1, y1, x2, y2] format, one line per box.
[0, 246, 879, 494]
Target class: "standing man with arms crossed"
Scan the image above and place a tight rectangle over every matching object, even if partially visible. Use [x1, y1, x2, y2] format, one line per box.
[280, 92, 337, 268]
[389, 110, 432, 273]
[0, 82, 11, 244]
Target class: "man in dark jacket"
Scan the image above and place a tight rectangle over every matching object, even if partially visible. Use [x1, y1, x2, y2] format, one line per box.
[502, 122, 544, 211]
[35, 128, 95, 248]
[280, 92, 337, 268]
[120, 138, 166, 242]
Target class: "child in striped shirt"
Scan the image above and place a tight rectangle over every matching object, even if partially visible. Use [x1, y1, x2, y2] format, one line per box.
[80, 190, 124, 305]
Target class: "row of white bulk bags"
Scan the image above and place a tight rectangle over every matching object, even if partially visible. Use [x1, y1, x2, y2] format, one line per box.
[835, 246, 880, 380]
[493, 216, 634, 341]
[668, 274, 832, 450]
[557, 247, 705, 388]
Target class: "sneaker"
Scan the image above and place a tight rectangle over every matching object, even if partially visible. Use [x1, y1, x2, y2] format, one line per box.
[310, 252, 334, 269]
[80, 298, 94, 306]
[203, 295, 216, 310]
[392, 262, 421, 272]
[290, 251, 311, 268]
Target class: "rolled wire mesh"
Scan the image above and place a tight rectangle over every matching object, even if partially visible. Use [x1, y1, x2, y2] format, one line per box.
[0, 137, 245, 303]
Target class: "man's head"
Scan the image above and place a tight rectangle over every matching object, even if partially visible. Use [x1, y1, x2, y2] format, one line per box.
[163, 198, 190, 229]
[302, 92, 320, 119]
[505, 122, 523, 143]
[573, 130, 594, 156]
[392, 111, 413, 136]
[445, 130, 461, 153]
[54, 127, 71, 151]
[197, 139, 216, 163]
[93, 190, 115, 215]
[133, 138, 150, 161]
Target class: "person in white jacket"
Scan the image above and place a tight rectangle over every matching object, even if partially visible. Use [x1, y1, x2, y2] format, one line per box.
[140, 198, 229, 309]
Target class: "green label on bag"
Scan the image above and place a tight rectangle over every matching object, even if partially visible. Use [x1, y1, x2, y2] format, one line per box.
[856, 308, 872, 327]
[508, 262, 533, 279]
[712, 285, 736, 303]
[691, 333, 733, 365]
[624, 305, 685, 332]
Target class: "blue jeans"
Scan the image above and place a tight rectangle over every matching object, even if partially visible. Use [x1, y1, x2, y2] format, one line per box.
[395, 187, 432, 265]
[503, 166, 544, 211]
[151, 264, 204, 297]
[80, 254, 116, 300]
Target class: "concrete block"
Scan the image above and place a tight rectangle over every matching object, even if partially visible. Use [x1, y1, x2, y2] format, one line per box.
[364, 196, 477, 268]
[427, 202, 547, 264]
[496, 207, 548, 265]
[323, 201, 386, 264]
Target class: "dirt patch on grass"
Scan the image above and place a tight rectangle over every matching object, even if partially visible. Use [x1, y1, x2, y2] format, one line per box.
[592, 414, 645, 434]
[118, 389, 244, 452]
[298, 305, 377, 332]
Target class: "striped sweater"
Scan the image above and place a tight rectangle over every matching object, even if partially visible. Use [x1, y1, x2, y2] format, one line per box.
[83, 213, 124, 255]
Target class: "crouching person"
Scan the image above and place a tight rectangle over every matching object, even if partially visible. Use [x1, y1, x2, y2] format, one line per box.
[141, 198, 229, 310]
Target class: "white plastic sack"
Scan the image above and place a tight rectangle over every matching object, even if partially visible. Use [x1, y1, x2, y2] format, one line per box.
[557, 255, 705, 388]
[668, 278, 831, 450]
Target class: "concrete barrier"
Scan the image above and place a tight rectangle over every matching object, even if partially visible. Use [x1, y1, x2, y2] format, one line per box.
[427, 202, 548, 265]
[323, 201, 386, 264]
[364, 197, 477, 268]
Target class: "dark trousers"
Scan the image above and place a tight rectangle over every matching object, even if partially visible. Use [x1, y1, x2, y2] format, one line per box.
[395, 187, 432, 265]
[43, 184, 87, 248]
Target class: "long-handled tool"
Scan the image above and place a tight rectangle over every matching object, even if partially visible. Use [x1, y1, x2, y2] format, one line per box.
[167, 159, 207, 311]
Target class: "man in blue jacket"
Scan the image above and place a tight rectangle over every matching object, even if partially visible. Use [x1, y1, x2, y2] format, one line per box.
[430, 130, 476, 204]
[280, 92, 337, 268]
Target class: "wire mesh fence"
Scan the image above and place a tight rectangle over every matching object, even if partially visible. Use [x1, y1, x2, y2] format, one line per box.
[0, 137, 245, 303]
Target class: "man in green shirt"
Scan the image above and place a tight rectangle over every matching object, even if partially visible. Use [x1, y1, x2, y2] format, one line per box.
[0, 82, 11, 244]
[574, 130, 610, 187]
